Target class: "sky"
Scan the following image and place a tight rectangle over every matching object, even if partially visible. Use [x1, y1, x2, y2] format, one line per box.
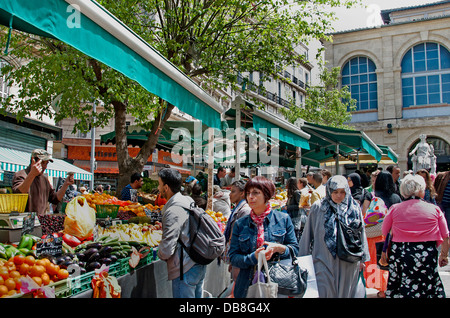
[309, 0, 444, 83]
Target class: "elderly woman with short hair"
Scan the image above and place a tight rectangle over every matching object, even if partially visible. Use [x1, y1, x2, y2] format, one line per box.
[382, 174, 450, 298]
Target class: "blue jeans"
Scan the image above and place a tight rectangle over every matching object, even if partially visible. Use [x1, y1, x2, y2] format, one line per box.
[172, 264, 207, 298]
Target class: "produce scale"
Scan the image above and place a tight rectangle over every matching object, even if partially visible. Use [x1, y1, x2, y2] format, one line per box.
[0, 212, 42, 243]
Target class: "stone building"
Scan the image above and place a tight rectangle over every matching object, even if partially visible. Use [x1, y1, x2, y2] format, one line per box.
[322, 1, 450, 173]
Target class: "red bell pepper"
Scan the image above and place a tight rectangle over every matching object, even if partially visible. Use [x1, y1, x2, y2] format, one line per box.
[62, 233, 82, 247]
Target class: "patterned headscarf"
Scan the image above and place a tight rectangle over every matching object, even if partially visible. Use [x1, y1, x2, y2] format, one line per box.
[322, 175, 363, 257]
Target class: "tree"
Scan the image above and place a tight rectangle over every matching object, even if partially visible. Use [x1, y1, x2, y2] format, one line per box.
[1, 0, 359, 195]
[280, 66, 356, 128]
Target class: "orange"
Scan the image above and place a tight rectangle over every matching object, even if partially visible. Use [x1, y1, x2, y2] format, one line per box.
[4, 261, 15, 271]
[13, 277, 21, 290]
[0, 285, 8, 296]
[8, 271, 20, 280]
[29, 265, 45, 278]
[35, 259, 47, 267]
[0, 276, 4, 285]
[13, 255, 25, 265]
[32, 276, 42, 286]
[4, 278, 16, 291]
[41, 273, 50, 286]
[24, 255, 36, 266]
[7, 289, 16, 296]
[57, 268, 69, 280]
[46, 263, 59, 276]
[18, 263, 30, 275]
[0, 267, 9, 280]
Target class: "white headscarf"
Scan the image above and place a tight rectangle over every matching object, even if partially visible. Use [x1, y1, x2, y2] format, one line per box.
[322, 175, 363, 257]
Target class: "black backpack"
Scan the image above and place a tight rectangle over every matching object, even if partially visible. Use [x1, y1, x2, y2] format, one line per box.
[178, 203, 225, 279]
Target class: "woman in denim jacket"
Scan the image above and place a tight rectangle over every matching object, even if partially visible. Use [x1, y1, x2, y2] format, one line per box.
[228, 176, 299, 298]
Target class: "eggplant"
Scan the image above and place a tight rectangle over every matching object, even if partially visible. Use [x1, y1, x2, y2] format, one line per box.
[55, 256, 66, 265]
[80, 267, 87, 275]
[100, 257, 112, 266]
[87, 252, 100, 263]
[83, 248, 99, 261]
[60, 260, 73, 269]
[109, 255, 118, 264]
[86, 242, 102, 250]
[99, 246, 113, 257]
[86, 261, 101, 272]
[75, 252, 85, 261]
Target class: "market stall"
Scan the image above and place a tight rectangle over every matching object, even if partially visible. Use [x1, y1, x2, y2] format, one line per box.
[0, 189, 230, 298]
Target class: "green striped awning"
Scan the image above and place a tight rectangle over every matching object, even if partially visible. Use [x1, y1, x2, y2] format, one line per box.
[0, 0, 225, 129]
[0, 147, 92, 181]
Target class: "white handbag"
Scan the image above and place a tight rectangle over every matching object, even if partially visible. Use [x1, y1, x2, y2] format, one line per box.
[247, 251, 278, 298]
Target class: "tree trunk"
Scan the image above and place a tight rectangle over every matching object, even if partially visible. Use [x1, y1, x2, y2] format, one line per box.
[114, 99, 174, 199]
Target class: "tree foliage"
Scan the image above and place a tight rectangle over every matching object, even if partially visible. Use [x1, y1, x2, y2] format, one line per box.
[0, 0, 359, 193]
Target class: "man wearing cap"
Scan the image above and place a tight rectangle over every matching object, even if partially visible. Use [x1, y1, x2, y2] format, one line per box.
[12, 149, 74, 215]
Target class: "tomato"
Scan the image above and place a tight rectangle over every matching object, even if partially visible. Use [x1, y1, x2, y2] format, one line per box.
[0, 285, 8, 296]
[57, 268, 69, 280]
[29, 265, 45, 278]
[4, 278, 16, 291]
[13, 255, 25, 265]
[24, 255, 35, 266]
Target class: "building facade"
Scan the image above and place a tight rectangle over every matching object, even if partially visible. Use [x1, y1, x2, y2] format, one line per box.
[323, 1, 450, 173]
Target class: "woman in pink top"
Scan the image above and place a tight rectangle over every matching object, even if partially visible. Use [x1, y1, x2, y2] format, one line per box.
[382, 174, 450, 298]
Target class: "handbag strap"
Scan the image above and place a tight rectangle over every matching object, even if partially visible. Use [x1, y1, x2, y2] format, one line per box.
[286, 245, 298, 266]
[257, 250, 272, 284]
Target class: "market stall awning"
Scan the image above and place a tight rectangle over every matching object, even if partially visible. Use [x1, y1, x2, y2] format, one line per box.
[299, 122, 383, 166]
[0, 147, 93, 181]
[0, 0, 225, 129]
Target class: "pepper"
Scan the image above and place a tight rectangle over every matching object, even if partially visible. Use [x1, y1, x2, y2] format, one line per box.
[18, 234, 33, 250]
[0, 244, 7, 260]
[62, 233, 82, 247]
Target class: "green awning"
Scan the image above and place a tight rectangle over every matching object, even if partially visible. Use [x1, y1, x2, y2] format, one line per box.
[0, 147, 92, 181]
[0, 0, 224, 129]
[252, 115, 310, 150]
[300, 122, 383, 164]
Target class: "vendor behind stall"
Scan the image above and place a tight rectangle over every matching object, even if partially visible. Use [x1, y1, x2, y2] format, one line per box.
[12, 149, 74, 215]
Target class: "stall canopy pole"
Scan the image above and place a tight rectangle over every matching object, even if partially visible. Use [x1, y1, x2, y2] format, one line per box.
[90, 100, 96, 190]
[335, 143, 340, 175]
[207, 128, 214, 211]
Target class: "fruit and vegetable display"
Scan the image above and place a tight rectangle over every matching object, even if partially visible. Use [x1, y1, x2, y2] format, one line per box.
[270, 189, 287, 209]
[97, 222, 162, 248]
[205, 209, 227, 233]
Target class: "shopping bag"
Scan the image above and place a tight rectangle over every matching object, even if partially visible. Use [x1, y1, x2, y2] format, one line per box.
[63, 196, 96, 240]
[247, 251, 278, 298]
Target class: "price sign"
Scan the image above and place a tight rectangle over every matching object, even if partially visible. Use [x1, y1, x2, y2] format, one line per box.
[36, 235, 63, 257]
[21, 212, 36, 235]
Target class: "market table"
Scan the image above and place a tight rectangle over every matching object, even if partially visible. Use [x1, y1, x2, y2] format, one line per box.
[71, 259, 231, 298]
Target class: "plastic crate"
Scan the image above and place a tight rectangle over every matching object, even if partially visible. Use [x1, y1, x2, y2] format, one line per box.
[69, 270, 95, 296]
[49, 278, 72, 298]
[95, 204, 120, 218]
[0, 194, 28, 213]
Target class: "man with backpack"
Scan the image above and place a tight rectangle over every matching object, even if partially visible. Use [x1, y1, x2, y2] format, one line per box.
[157, 168, 225, 298]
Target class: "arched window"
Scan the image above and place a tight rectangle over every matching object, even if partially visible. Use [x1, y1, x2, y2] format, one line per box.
[0, 59, 10, 100]
[341, 56, 378, 111]
[401, 42, 450, 107]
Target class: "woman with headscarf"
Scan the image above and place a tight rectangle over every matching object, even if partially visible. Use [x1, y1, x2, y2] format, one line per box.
[347, 172, 366, 206]
[361, 171, 402, 297]
[299, 175, 370, 298]
[228, 176, 298, 298]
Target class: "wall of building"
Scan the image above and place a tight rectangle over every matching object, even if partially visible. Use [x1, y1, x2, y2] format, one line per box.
[323, 15, 450, 172]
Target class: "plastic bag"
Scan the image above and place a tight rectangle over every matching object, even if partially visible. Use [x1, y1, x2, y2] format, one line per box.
[63, 196, 96, 240]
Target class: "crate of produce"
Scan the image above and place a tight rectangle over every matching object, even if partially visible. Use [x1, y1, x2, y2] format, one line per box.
[0, 193, 28, 213]
[95, 204, 120, 219]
